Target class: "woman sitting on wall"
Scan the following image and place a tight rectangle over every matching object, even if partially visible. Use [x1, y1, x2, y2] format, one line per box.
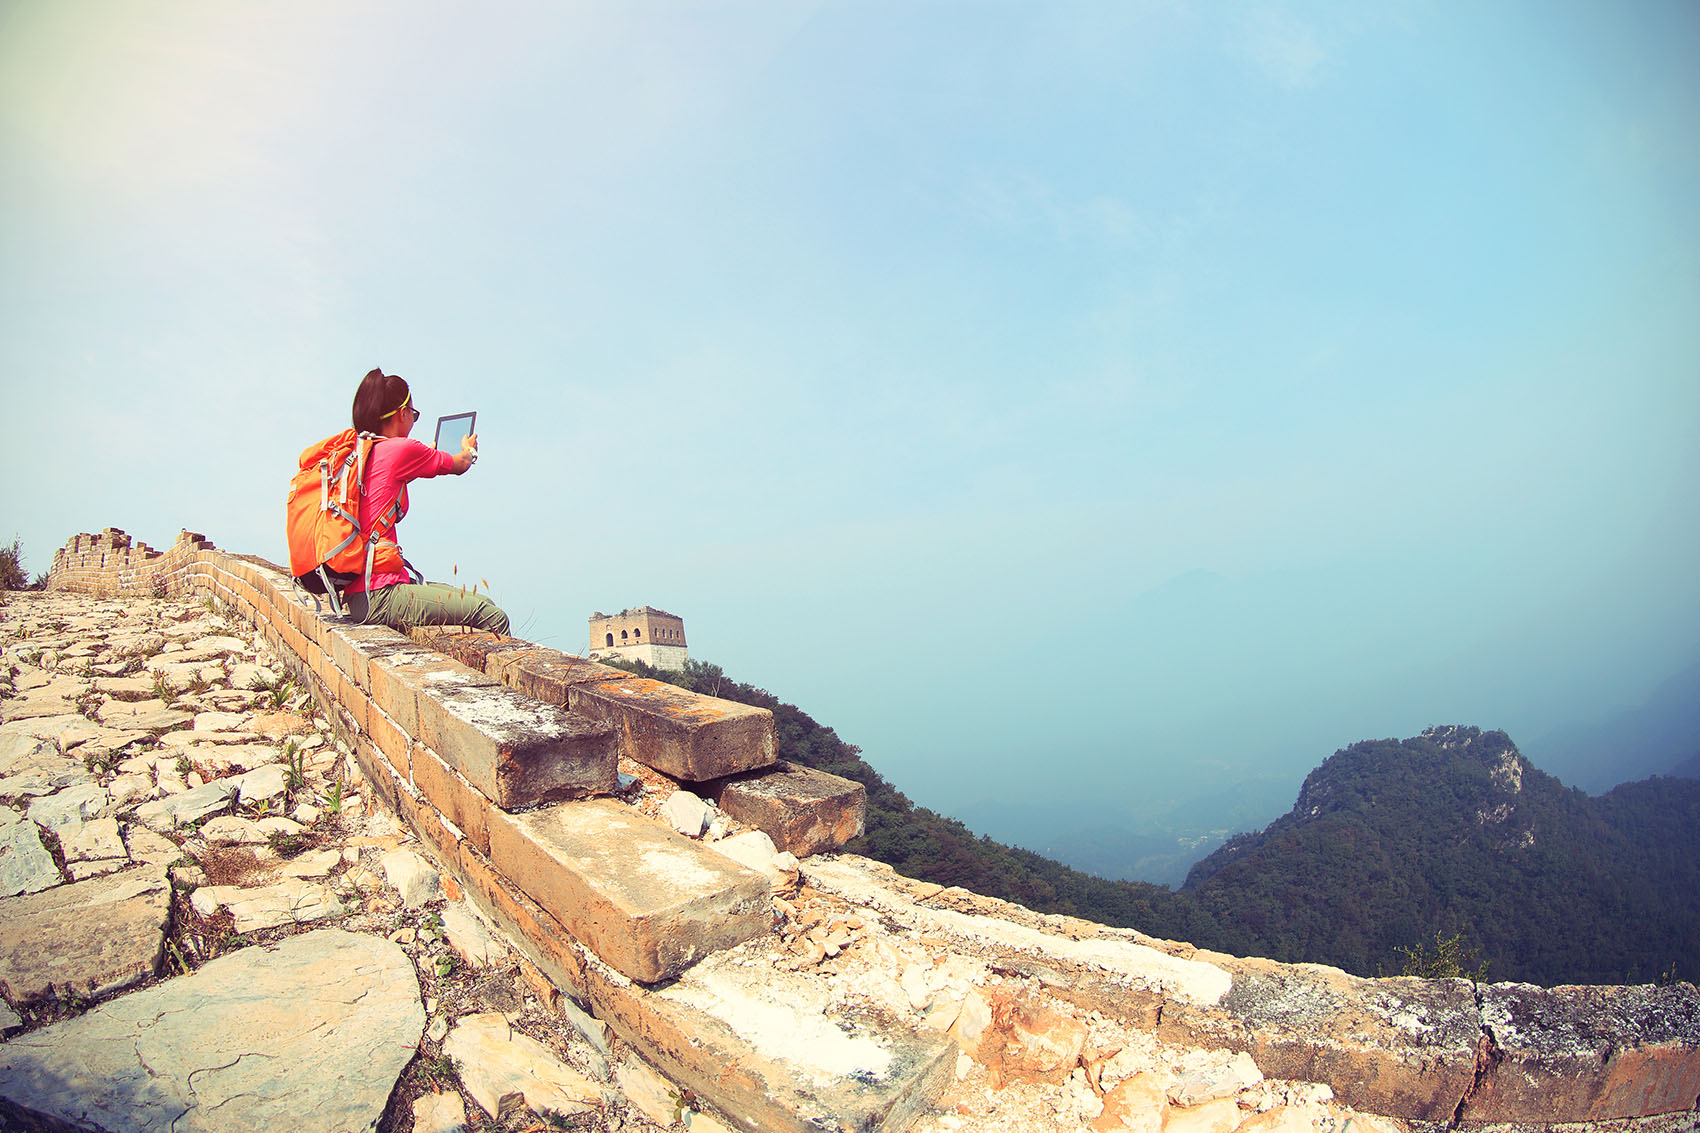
[340, 367, 510, 635]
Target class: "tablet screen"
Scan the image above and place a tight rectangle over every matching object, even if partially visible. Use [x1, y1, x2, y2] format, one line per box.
[434, 412, 476, 452]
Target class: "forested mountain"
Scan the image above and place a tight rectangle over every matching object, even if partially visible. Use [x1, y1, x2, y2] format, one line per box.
[1181, 726, 1700, 985]
[620, 661, 1700, 987]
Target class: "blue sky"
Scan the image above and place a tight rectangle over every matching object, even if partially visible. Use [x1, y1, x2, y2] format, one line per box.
[4, 2, 1696, 880]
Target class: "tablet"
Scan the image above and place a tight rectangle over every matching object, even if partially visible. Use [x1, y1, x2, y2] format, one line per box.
[434, 412, 477, 452]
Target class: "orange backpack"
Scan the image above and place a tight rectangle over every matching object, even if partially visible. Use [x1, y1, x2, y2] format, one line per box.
[285, 429, 408, 614]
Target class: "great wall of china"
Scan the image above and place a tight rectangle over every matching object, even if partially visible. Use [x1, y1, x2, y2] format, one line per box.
[13, 525, 1700, 1132]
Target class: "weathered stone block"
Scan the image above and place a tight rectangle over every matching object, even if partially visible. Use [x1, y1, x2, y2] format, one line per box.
[1155, 959, 1481, 1123]
[404, 636, 766, 788]
[134, 778, 239, 832]
[1468, 982, 1700, 1124]
[585, 946, 958, 1133]
[0, 821, 61, 897]
[335, 669, 368, 733]
[804, 855, 1227, 1036]
[0, 865, 170, 1002]
[366, 642, 497, 740]
[454, 837, 589, 998]
[568, 677, 777, 781]
[0, 929, 420, 1133]
[416, 683, 616, 809]
[515, 654, 629, 703]
[365, 650, 422, 736]
[410, 627, 548, 681]
[467, 638, 636, 707]
[325, 621, 399, 692]
[705, 760, 866, 856]
[191, 880, 348, 933]
[443, 1011, 601, 1121]
[487, 799, 771, 983]
[410, 741, 493, 855]
[352, 735, 411, 829]
[367, 705, 411, 777]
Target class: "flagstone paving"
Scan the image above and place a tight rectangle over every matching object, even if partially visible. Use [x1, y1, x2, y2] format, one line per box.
[0, 590, 692, 1131]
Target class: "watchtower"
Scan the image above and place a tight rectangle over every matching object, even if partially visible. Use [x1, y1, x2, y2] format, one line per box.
[587, 606, 688, 671]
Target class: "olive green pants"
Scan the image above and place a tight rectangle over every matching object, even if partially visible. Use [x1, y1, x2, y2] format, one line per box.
[344, 582, 510, 635]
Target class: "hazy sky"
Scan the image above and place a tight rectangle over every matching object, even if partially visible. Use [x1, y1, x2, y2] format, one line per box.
[4, 2, 1696, 877]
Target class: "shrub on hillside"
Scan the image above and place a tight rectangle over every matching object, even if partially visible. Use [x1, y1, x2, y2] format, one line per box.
[0, 537, 27, 591]
[1388, 928, 1489, 982]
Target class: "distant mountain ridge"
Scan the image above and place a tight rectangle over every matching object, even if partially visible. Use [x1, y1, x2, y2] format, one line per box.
[1669, 750, 1700, 780]
[1524, 654, 1700, 792]
[1181, 725, 1700, 985]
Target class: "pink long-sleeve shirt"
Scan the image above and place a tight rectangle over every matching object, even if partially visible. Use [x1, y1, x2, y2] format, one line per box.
[342, 437, 455, 595]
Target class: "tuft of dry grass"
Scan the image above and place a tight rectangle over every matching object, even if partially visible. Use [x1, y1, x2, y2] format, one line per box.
[197, 845, 277, 888]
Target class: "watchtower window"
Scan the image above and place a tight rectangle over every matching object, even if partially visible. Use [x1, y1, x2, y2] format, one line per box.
[634, 629, 641, 638]
[620, 630, 628, 640]
[605, 633, 614, 647]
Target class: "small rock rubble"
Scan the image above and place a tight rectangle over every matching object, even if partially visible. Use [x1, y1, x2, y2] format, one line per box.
[622, 783, 805, 899]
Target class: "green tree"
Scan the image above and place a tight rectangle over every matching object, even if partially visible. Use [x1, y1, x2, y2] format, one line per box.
[0, 537, 27, 591]
[1390, 929, 1489, 981]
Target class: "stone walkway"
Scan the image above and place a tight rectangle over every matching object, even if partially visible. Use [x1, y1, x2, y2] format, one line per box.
[0, 590, 689, 1132]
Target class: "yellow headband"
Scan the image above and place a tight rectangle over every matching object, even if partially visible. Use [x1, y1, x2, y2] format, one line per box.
[379, 392, 411, 420]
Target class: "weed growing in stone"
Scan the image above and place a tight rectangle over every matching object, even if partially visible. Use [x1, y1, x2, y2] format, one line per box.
[283, 741, 306, 791]
[268, 830, 311, 858]
[252, 670, 296, 709]
[171, 893, 239, 967]
[165, 939, 193, 976]
[272, 674, 296, 708]
[152, 672, 177, 705]
[423, 1052, 460, 1087]
[323, 779, 344, 817]
[37, 827, 67, 877]
[175, 754, 193, 777]
[670, 1086, 702, 1125]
